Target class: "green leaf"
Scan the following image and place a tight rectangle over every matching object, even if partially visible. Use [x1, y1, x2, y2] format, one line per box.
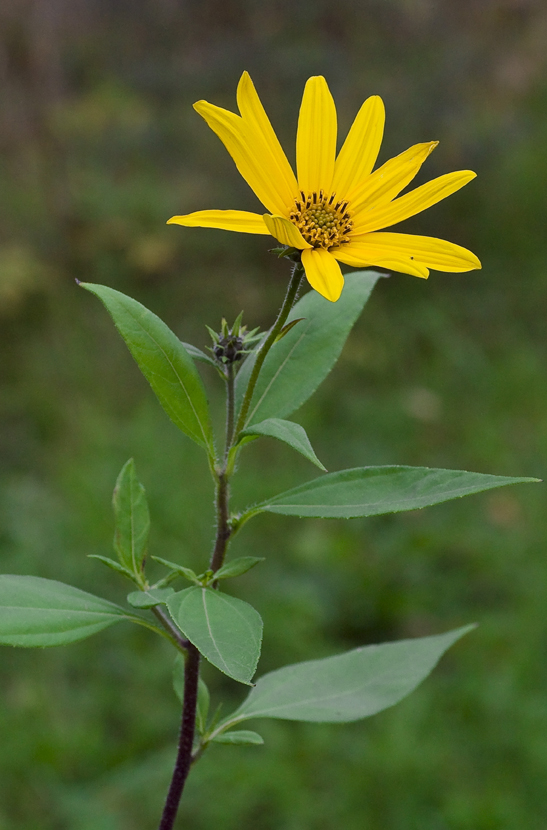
[87, 555, 134, 580]
[240, 418, 326, 471]
[80, 283, 214, 452]
[0, 575, 128, 647]
[250, 466, 539, 520]
[151, 556, 201, 586]
[235, 271, 381, 428]
[173, 655, 210, 733]
[222, 625, 474, 725]
[113, 459, 150, 575]
[274, 318, 304, 343]
[214, 557, 264, 581]
[212, 730, 264, 746]
[167, 587, 263, 685]
[127, 587, 175, 609]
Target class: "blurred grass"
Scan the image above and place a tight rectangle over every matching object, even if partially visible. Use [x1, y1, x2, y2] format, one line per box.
[1, 1, 547, 828]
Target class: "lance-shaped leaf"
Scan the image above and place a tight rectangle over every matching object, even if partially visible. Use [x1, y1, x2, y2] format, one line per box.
[0, 576, 129, 647]
[88, 555, 134, 580]
[113, 459, 150, 575]
[235, 271, 381, 428]
[80, 283, 214, 453]
[167, 587, 263, 685]
[151, 556, 202, 586]
[240, 418, 326, 471]
[248, 466, 539, 520]
[212, 730, 264, 745]
[214, 557, 264, 581]
[218, 625, 473, 726]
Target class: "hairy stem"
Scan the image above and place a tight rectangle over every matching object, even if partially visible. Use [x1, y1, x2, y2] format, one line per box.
[158, 643, 200, 830]
[210, 470, 231, 573]
[234, 262, 304, 437]
[209, 357, 239, 574]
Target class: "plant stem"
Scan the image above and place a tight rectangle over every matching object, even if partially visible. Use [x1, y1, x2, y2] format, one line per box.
[209, 358, 238, 574]
[234, 262, 304, 437]
[158, 643, 200, 830]
[157, 265, 304, 827]
[210, 470, 231, 574]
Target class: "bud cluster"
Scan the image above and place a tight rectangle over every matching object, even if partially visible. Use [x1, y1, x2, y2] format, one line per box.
[207, 313, 262, 367]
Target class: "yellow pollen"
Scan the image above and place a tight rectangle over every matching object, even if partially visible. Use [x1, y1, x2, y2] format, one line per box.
[289, 190, 353, 249]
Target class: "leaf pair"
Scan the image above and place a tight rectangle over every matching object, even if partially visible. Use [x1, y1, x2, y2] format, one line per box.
[0, 575, 263, 677]
[152, 554, 264, 587]
[80, 272, 380, 469]
[170, 617, 475, 744]
[0, 576, 476, 740]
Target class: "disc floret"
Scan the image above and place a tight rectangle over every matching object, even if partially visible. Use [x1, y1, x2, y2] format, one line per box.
[290, 190, 353, 249]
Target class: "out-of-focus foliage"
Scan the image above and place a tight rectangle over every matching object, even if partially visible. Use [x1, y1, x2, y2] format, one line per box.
[0, 1, 546, 828]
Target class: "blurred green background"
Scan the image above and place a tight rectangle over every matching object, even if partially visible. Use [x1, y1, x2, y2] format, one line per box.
[1, 0, 546, 827]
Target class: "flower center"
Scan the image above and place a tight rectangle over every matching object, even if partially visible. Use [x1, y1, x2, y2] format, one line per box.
[290, 190, 353, 249]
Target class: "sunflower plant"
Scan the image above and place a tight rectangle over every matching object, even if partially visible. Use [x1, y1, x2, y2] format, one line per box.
[0, 74, 537, 829]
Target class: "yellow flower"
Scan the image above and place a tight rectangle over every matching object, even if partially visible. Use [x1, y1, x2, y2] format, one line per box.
[168, 72, 481, 302]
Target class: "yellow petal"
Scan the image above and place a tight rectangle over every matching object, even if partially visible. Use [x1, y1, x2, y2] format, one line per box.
[236, 72, 299, 210]
[296, 77, 337, 195]
[353, 171, 476, 235]
[348, 232, 482, 272]
[194, 100, 289, 217]
[167, 210, 270, 234]
[350, 142, 438, 217]
[332, 241, 430, 279]
[301, 248, 345, 301]
[332, 95, 385, 201]
[262, 214, 311, 248]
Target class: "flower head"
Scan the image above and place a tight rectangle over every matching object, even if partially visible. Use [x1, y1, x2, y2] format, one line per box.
[168, 73, 481, 302]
